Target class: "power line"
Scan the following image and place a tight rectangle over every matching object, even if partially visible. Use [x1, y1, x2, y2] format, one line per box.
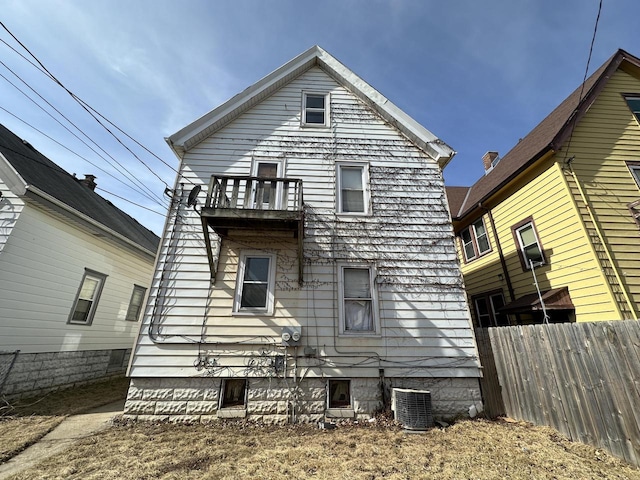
[95, 187, 168, 217]
[0, 65, 167, 206]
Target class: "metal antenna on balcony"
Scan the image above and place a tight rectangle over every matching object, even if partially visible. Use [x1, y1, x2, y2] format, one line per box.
[187, 185, 201, 212]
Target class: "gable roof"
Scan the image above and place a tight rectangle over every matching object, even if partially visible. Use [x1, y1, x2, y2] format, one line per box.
[0, 124, 160, 255]
[450, 49, 640, 220]
[166, 45, 455, 168]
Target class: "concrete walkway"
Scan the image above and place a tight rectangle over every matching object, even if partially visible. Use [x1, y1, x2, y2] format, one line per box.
[0, 399, 125, 479]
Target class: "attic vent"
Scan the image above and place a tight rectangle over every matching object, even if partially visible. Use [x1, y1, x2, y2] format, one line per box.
[392, 388, 434, 430]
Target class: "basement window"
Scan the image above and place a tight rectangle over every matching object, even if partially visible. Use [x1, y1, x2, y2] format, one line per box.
[221, 379, 247, 408]
[328, 379, 351, 408]
[302, 91, 329, 127]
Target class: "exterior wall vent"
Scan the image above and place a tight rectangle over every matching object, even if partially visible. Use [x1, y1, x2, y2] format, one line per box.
[391, 388, 434, 430]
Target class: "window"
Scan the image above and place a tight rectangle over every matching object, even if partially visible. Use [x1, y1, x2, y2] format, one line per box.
[337, 163, 369, 214]
[512, 218, 545, 269]
[251, 158, 285, 209]
[302, 92, 329, 127]
[623, 95, 640, 123]
[107, 349, 127, 372]
[68, 269, 107, 325]
[221, 379, 247, 408]
[627, 162, 640, 188]
[233, 252, 276, 315]
[328, 379, 351, 408]
[339, 265, 378, 334]
[460, 218, 491, 261]
[126, 285, 147, 322]
[473, 292, 508, 328]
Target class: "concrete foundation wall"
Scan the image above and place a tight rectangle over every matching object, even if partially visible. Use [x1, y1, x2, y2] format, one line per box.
[124, 377, 482, 424]
[1, 348, 131, 400]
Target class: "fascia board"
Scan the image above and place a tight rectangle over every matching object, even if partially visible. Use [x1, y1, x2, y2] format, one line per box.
[25, 185, 156, 259]
[166, 46, 323, 155]
[0, 151, 27, 195]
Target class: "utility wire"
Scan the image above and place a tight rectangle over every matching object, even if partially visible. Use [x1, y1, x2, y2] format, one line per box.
[95, 187, 167, 217]
[0, 21, 189, 186]
[0, 65, 167, 206]
[0, 105, 158, 197]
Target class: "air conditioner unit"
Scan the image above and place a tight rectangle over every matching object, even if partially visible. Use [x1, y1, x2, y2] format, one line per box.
[392, 388, 434, 430]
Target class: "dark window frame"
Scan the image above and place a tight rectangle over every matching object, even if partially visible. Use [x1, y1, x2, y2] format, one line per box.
[472, 290, 508, 328]
[220, 378, 247, 408]
[511, 216, 546, 271]
[459, 217, 492, 262]
[327, 379, 351, 408]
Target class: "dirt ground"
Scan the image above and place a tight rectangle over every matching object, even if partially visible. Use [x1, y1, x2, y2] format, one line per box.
[2, 379, 640, 480]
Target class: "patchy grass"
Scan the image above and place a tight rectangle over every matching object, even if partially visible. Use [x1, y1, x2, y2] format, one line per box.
[0, 376, 129, 463]
[9, 417, 640, 480]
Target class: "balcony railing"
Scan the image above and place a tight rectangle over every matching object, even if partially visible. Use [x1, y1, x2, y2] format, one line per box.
[205, 175, 303, 212]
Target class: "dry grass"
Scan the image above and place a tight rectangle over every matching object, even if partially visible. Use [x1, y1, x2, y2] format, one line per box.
[9, 417, 640, 480]
[0, 376, 129, 463]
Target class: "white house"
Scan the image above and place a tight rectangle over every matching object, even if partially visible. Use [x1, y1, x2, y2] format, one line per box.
[126, 46, 482, 423]
[0, 124, 159, 399]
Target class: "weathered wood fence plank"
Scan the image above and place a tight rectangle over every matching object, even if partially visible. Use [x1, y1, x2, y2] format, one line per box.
[479, 320, 640, 467]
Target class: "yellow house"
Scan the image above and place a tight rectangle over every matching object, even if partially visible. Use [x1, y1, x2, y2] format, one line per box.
[447, 49, 640, 327]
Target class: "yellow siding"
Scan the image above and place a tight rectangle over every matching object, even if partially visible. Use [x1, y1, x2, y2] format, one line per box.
[461, 158, 618, 322]
[560, 69, 640, 316]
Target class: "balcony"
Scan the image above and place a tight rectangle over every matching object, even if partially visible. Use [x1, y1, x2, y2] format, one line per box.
[200, 175, 304, 282]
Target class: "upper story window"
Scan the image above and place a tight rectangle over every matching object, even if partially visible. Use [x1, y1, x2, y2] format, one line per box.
[627, 162, 640, 188]
[512, 218, 545, 270]
[126, 285, 147, 322]
[302, 92, 329, 127]
[337, 163, 370, 215]
[68, 269, 107, 325]
[460, 218, 491, 261]
[233, 252, 276, 315]
[338, 264, 379, 335]
[623, 95, 640, 123]
[251, 158, 285, 209]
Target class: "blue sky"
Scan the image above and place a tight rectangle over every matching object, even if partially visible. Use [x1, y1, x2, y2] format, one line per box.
[1, 0, 638, 234]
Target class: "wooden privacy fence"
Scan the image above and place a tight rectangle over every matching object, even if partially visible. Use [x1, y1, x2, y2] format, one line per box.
[476, 320, 640, 467]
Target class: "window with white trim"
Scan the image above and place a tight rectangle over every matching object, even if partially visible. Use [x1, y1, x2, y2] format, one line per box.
[302, 92, 329, 127]
[68, 269, 107, 325]
[337, 163, 369, 214]
[233, 252, 276, 315]
[125, 285, 147, 322]
[460, 217, 491, 261]
[339, 265, 378, 334]
[513, 219, 545, 269]
[251, 158, 285, 209]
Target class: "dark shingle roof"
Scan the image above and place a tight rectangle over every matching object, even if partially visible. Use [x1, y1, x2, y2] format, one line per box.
[451, 49, 640, 220]
[0, 124, 160, 254]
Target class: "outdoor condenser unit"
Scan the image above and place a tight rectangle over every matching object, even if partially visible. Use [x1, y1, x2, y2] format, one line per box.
[391, 388, 434, 430]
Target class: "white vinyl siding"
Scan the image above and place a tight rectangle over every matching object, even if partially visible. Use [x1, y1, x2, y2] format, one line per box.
[0, 203, 154, 353]
[129, 66, 480, 380]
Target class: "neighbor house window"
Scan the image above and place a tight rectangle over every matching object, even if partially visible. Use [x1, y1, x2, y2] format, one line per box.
[512, 218, 545, 269]
[337, 163, 369, 214]
[339, 265, 378, 334]
[125, 285, 147, 322]
[328, 379, 351, 408]
[302, 91, 329, 127]
[627, 162, 640, 188]
[460, 217, 491, 261]
[233, 252, 276, 315]
[221, 379, 247, 408]
[623, 95, 640, 123]
[68, 269, 107, 325]
[473, 292, 508, 328]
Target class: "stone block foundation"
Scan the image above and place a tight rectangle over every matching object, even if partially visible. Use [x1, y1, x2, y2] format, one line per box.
[1, 348, 131, 400]
[124, 376, 482, 424]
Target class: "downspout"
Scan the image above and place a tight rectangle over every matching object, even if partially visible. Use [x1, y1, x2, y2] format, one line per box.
[479, 203, 516, 303]
[561, 162, 637, 319]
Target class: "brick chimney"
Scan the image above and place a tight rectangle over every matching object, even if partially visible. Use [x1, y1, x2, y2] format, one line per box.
[79, 174, 97, 191]
[483, 151, 499, 172]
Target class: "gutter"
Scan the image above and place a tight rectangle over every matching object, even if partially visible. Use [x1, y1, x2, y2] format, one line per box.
[25, 185, 157, 259]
